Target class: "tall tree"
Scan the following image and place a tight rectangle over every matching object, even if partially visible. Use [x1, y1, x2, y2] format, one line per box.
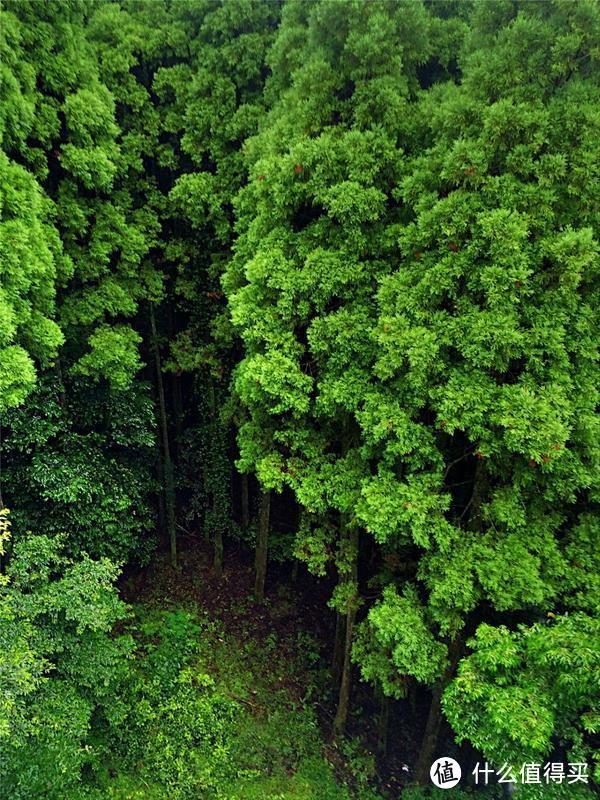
[1, 0, 164, 563]
[225, 0, 433, 734]
[352, 0, 600, 784]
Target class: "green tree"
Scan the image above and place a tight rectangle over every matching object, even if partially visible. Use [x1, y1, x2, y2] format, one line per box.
[0, 153, 66, 412]
[0, 2, 168, 579]
[225, 0, 433, 734]
[350, 0, 600, 782]
[444, 614, 599, 778]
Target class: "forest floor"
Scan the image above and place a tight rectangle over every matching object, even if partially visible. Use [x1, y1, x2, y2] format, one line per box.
[115, 537, 415, 800]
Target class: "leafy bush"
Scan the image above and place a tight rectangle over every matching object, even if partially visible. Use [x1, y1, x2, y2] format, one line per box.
[0, 533, 133, 800]
[110, 608, 238, 800]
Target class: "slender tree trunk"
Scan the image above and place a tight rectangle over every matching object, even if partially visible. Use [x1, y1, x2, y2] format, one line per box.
[377, 692, 391, 757]
[171, 372, 183, 459]
[332, 521, 348, 682]
[254, 489, 270, 601]
[414, 634, 463, 784]
[167, 305, 183, 460]
[333, 599, 357, 738]
[332, 610, 346, 683]
[241, 472, 249, 531]
[414, 681, 444, 784]
[150, 304, 177, 569]
[207, 379, 224, 577]
[291, 558, 299, 583]
[156, 440, 166, 537]
[333, 525, 358, 738]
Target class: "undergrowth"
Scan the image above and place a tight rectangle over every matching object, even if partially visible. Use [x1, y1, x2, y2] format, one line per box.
[96, 603, 381, 800]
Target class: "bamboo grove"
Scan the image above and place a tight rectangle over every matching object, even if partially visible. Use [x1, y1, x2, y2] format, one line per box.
[0, 1, 599, 798]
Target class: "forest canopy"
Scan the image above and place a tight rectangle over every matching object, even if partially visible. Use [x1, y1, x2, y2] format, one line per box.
[0, 1, 598, 799]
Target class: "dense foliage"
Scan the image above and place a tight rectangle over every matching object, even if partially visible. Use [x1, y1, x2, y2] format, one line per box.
[0, 1, 598, 798]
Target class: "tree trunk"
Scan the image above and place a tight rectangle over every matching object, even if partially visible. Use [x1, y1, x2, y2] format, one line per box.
[254, 489, 270, 601]
[333, 600, 357, 738]
[414, 636, 462, 785]
[332, 610, 345, 683]
[207, 379, 225, 578]
[167, 305, 183, 461]
[150, 304, 177, 569]
[414, 681, 444, 784]
[156, 439, 166, 538]
[241, 472, 249, 531]
[333, 525, 358, 739]
[332, 520, 348, 682]
[377, 692, 390, 757]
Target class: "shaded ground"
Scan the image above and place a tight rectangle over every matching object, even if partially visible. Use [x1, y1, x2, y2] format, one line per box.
[120, 537, 424, 798]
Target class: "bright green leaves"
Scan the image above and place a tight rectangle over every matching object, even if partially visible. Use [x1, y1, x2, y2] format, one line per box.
[0, 1, 164, 405]
[0, 8, 36, 153]
[444, 614, 600, 767]
[0, 594, 44, 740]
[293, 512, 335, 576]
[544, 226, 598, 302]
[318, 181, 387, 227]
[492, 382, 572, 465]
[0, 287, 16, 345]
[0, 152, 66, 409]
[227, 0, 429, 508]
[329, 579, 361, 616]
[169, 172, 228, 242]
[354, 585, 447, 697]
[431, 371, 497, 444]
[61, 84, 119, 190]
[234, 351, 312, 417]
[0, 533, 133, 800]
[356, 393, 438, 471]
[0, 345, 36, 412]
[8, 533, 124, 633]
[561, 514, 600, 613]
[358, 472, 450, 549]
[73, 324, 142, 390]
[363, 0, 600, 655]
